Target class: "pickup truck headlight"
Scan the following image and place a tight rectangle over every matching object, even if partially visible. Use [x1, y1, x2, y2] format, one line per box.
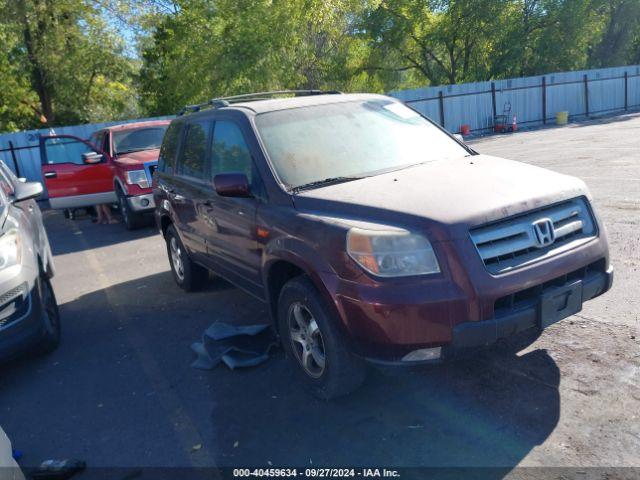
[347, 228, 440, 277]
[0, 229, 21, 270]
[125, 170, 149, 189]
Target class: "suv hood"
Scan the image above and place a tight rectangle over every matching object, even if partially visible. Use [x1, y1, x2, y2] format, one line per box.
[292, 154, 590, 240]
[114, 148, 160, 167]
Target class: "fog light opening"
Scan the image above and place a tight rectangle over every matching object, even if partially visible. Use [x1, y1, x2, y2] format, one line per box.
[141, 198, 150, 207]
[401, 347, 442, 362]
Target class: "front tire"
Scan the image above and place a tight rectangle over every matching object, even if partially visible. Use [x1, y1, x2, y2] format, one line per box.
[34, 274, 61, 355]
[278, 276, 366, 399]
[117, 188, 142, 230]
[165, 224, 208, 292]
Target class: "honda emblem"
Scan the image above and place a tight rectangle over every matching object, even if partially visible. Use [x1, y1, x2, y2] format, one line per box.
[532, 218, 556, 247]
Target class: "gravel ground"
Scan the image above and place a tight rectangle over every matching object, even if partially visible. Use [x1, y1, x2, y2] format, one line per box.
[0, 113, 638, 476]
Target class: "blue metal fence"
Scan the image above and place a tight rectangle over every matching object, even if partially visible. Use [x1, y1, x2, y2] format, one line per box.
[2, 64, 639, 185]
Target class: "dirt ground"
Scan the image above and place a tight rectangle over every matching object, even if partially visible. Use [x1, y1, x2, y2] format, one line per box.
[0, 113, 638, 476]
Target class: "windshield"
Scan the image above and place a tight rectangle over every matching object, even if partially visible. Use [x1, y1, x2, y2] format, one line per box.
[255, 99, 469, 189]
[113, 126, 168, 155]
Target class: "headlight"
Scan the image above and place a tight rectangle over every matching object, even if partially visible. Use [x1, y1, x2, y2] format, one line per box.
[0, 229, 21, 270]
[125, 170, 149, 189]
[347, 228, 440, 277]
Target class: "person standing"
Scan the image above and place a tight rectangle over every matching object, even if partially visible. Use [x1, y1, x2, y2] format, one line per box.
[95, 204, 118, 224]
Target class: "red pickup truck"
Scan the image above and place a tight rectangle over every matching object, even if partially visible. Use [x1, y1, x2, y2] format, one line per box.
[39, 120, 170, 229]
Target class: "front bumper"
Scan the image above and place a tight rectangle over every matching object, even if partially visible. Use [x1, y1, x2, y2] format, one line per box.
[0, 283, 45, 362]
[126, 193, 156, 213]
[450, 266, 613, 351]
[332, 242, 613, 365]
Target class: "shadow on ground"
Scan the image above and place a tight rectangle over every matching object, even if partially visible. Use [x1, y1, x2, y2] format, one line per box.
[0, 271, 560, 476]
[42, 209, 157, 256]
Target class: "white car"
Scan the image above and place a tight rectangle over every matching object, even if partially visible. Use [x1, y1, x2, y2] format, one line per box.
[0, 426, 24, 480]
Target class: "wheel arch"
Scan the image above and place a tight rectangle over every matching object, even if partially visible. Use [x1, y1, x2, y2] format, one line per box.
[114, 177, 127, 196]
[263, 253, 342, 335]
[159, 213, 173, 238]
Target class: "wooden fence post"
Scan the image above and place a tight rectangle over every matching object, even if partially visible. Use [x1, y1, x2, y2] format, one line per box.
[584, 74, 589, 117]
[8, 141, 21, 178]
[438, 91, 445, 128]
[624, 71, 628, 111]
[542, 76, 547, 124]
[491, 82, 497, 120]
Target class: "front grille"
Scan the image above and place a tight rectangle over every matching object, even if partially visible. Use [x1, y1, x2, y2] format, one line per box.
[0, 283, 29, 329]
[470, 197, 596, 274]
[494, 259, 605, 316]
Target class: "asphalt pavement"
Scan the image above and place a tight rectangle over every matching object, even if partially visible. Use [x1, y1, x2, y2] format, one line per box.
[0, 113, 638, 476]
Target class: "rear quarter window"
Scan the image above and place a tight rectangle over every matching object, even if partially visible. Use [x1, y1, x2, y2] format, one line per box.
[176, 121, 211, 180]
[158, 122, 183, 174]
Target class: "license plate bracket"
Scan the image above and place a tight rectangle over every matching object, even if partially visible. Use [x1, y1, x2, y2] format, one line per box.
[539, 280, 583, 329]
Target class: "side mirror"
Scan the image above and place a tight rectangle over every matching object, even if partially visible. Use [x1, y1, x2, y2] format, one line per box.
[82, 151, 103, 164]
[213, 173, 252, 198]
[13, 181, 43, 203]
[453, 133, 464, 142]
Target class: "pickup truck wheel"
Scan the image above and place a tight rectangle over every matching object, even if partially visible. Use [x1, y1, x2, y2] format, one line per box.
[34, 274, 61, 355]
[117, 189, 141, 230]
[278, 276, 366, 399]
[165, 224, 208, 292]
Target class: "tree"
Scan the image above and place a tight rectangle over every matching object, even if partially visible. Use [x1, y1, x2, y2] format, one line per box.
[362, 0, 506, 86]
[139, 0, 377, 115]
[590, 0, 640, 68]
[0, 0, 140, 130]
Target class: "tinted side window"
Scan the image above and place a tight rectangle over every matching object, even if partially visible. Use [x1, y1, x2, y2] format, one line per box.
[42, 137, 94, 166]
[177, 121, 211, 179]
[158, 122, 182, 174]
[211, 121, 252, 181]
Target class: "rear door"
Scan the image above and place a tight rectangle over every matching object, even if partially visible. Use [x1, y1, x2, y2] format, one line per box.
[199, 119, 263, 297]
[167, 120, 213, 258]
[39, 135, 115, 209]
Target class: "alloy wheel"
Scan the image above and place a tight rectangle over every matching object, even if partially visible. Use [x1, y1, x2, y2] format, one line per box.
[288, 302, 326, 378]
[170, 236, 185, 281]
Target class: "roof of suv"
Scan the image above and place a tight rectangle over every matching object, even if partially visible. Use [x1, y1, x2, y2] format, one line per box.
[186, 93, 394, 117]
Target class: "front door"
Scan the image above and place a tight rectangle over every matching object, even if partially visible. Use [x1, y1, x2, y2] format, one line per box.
[199, 119, 263, 298]
[39, 135, 115, 209]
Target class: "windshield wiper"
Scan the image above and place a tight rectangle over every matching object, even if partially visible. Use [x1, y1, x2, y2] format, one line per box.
[291, 176, 363, 193]
[116, 146, 159, 155]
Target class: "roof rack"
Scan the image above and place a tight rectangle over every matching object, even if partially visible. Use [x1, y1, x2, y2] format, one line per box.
[176, 90, 342, 116]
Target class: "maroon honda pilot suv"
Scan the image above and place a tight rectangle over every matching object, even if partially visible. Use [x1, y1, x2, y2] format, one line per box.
[153, 91, 613, 399]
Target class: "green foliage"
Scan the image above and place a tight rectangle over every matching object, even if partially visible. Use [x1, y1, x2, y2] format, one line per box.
[0, 0, 140, 131]
[139, 0, 378, 115]
[3, 0, 640, 132]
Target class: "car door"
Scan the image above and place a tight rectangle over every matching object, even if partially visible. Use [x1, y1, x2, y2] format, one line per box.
[166, 119, 213, 258]
[199, 119, 263, 298]
[39, 135, 115, 209]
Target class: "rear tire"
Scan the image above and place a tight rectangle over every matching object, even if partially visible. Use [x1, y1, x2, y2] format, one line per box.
[278, 276, 366, 399]
[34, 274, 61, 355]
[117, 188, 142, 230]
[165, 224, 208, 292]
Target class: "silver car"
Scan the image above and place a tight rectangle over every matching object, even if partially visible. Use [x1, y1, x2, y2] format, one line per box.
[0, 161, 60, 361]
[0, 425, 24, 480]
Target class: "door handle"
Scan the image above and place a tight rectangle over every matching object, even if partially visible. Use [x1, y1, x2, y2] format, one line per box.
[44, 172, 57, 179]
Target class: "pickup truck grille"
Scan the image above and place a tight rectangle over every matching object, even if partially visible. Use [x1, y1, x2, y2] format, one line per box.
[470, 197, 596, 274]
